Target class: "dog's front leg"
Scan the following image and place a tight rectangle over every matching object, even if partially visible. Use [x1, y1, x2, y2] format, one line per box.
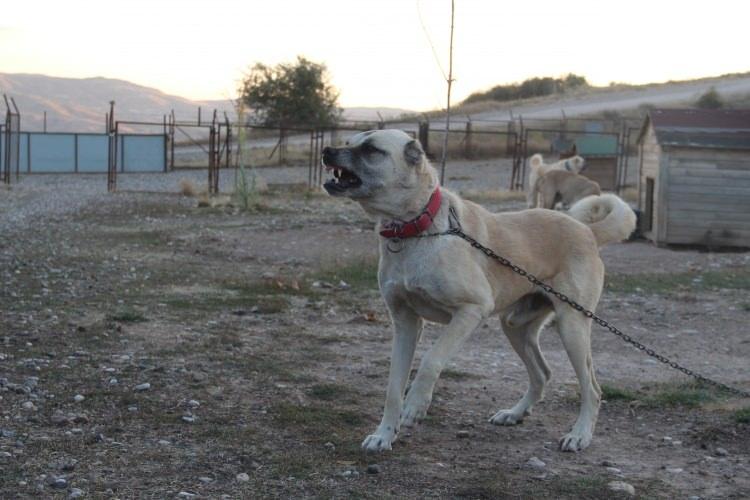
[400, 304, 486, 427]
[362, 306, 423, 452]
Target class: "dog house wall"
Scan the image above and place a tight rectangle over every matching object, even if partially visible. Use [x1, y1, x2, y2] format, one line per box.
[637, 109, 750, 248]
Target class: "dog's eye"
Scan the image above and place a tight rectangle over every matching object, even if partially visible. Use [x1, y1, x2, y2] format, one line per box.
[361, 142, 378, 154]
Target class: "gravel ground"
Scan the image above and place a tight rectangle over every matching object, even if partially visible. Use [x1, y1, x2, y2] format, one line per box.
[0, 156, 639, 236]
[2, 161, 745, 499]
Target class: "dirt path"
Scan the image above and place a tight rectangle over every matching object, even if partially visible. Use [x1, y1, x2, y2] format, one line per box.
[1, 183, 748, 499]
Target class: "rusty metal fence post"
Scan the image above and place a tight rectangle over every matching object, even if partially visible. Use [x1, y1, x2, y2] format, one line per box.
[308, 128, 325, 188]
[2, 95, 20, 185]
[208, 110, 219, 194]
[418, 121, 430, 156]
[464, 120, 472, 159]
[107, 101, 117, 192]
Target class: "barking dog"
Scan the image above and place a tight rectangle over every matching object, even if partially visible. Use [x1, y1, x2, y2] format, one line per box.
[527, 153, 586, 208]
[537, 170, 601, 210]
[321, 130, 635, 453]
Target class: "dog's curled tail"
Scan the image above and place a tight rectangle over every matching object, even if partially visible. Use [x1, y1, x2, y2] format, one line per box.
[567, 194, 636, 247]
[529, 154, 544, 172]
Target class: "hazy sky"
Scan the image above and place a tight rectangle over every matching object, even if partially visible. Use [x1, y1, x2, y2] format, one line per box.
[2, 0, 748, 111]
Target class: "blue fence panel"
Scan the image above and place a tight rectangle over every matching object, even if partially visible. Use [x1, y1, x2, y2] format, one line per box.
[77, 134, 109, 172]
[14, 132, 166, 174]
[1, 131, 29, 173]
[120, 134, 165, 172]
[19, 133, 29, 172]
[29, 134, 76, 173]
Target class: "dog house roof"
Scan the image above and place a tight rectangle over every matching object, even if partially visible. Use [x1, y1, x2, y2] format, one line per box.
[638, 109, 750, 150]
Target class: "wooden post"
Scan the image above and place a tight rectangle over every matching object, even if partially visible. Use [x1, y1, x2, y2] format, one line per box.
[418, 121, 430, 156]
[464, 120, 472, 159]
[438, 0, 455, 185]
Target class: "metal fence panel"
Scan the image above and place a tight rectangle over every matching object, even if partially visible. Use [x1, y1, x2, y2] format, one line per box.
[19, 133, 29, 172]
[120, 134, 165, 172]
[77, 134, 109, 172]
[29, 133, 75, 173]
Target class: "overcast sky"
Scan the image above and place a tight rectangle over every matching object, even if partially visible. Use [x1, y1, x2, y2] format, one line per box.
[2, 0, 748, 111]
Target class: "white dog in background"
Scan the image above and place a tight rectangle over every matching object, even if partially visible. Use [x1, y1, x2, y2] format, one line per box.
[527, 153, 586, 208]
[321, 129, 635, 454]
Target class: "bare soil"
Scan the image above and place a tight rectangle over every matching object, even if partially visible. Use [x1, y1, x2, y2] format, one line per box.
[1, 179, 749, 499]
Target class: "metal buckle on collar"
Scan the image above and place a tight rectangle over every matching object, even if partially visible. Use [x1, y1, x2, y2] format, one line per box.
[386, 238, 404, 253]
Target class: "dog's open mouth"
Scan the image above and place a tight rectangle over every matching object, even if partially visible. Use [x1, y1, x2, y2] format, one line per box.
[323, 165, 363, 193]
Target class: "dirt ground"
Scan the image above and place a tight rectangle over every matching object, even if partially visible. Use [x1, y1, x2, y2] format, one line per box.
[1, 173, 749, 499]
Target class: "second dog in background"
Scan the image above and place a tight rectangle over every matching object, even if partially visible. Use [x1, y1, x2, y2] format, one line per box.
[536, 170, 601, 210]
[526, 153, 586, 208]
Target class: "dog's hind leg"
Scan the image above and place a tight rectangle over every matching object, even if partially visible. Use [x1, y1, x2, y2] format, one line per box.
[527, 172, 539, 208]
[490, 306, 553, 426]
[555, 309, 602, 452]
[399, 304, 487, 428]
[362, 305, 423, 452]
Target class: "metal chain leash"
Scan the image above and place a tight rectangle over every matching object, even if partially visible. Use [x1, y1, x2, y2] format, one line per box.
[402, 224, 750, 399]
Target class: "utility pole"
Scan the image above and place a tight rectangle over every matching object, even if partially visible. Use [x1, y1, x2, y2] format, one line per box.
[439, 0, 455, 186]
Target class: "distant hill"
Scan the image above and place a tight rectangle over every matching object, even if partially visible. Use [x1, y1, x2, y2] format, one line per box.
[0, 73, 234, 133]
[0, 73, 415, 133]
[341, 107, 413, 122]
[431, 72, 750, 122]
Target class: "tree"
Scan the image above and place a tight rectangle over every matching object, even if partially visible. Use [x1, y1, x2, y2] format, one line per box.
[238, 56, 341, 128]
[696, 87, 724, 109]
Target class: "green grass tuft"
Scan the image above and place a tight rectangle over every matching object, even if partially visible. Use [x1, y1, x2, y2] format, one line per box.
[307, 383, 352, 401]
[599, 381, 731, 409]
[642, 381, 727, 408]
[107, 308, 148, 323]
[273, 403, 364, 429]
[442, 369, 482, 381]
[605, 268, 750, 295]
[734, 407, 750, 424]
[311, 258, 378, 290]
[601, 384, 638, 401]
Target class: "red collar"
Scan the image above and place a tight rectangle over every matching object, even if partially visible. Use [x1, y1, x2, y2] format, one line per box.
[379, 187, 442, 239]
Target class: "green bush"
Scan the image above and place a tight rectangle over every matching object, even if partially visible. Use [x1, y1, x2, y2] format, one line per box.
[696, 87, 724, 109]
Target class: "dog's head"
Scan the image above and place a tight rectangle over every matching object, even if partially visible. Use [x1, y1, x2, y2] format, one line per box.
[321, 129, 436, 216]
[567, 155, 586, 173]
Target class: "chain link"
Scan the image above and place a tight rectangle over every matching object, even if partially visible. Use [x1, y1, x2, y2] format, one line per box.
[409, 227, 750, 399]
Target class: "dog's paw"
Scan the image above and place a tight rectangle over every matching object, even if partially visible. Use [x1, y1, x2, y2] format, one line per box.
[489, 409, 525, 426]
[558, 430, 592, 452]
[361, 432, 394, 453]
[399, 401, 429, 428]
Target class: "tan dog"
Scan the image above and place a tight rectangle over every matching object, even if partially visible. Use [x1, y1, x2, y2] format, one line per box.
[537, 170, 601, 210]
[527, 153, 586, 208]
[321, 130, 635, 453]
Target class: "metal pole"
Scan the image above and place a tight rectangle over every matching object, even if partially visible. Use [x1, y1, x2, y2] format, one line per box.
[107, 101, 116, 192]
[170, 110, 175, 170]
[439, 0, 455, 186]
[308, 130, 314, 188]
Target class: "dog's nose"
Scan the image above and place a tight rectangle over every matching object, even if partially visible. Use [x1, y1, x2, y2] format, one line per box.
[322, 146, 336, 164]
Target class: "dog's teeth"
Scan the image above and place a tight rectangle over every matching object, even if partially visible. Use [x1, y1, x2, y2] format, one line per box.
[334, 169, 341, 179]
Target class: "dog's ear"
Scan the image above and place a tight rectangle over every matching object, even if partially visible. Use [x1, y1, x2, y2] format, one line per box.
[404, 140, 424, 166]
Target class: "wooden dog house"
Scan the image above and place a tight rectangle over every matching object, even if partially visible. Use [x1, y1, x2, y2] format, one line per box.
[637, 109, 750, 247]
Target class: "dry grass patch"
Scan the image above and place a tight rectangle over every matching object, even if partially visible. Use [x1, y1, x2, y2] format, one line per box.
[461, 189, 526, 203]
[178, 178, 199, 197]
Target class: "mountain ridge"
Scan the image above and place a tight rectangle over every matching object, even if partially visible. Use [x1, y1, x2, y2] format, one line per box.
[0, 73, 414, 133]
